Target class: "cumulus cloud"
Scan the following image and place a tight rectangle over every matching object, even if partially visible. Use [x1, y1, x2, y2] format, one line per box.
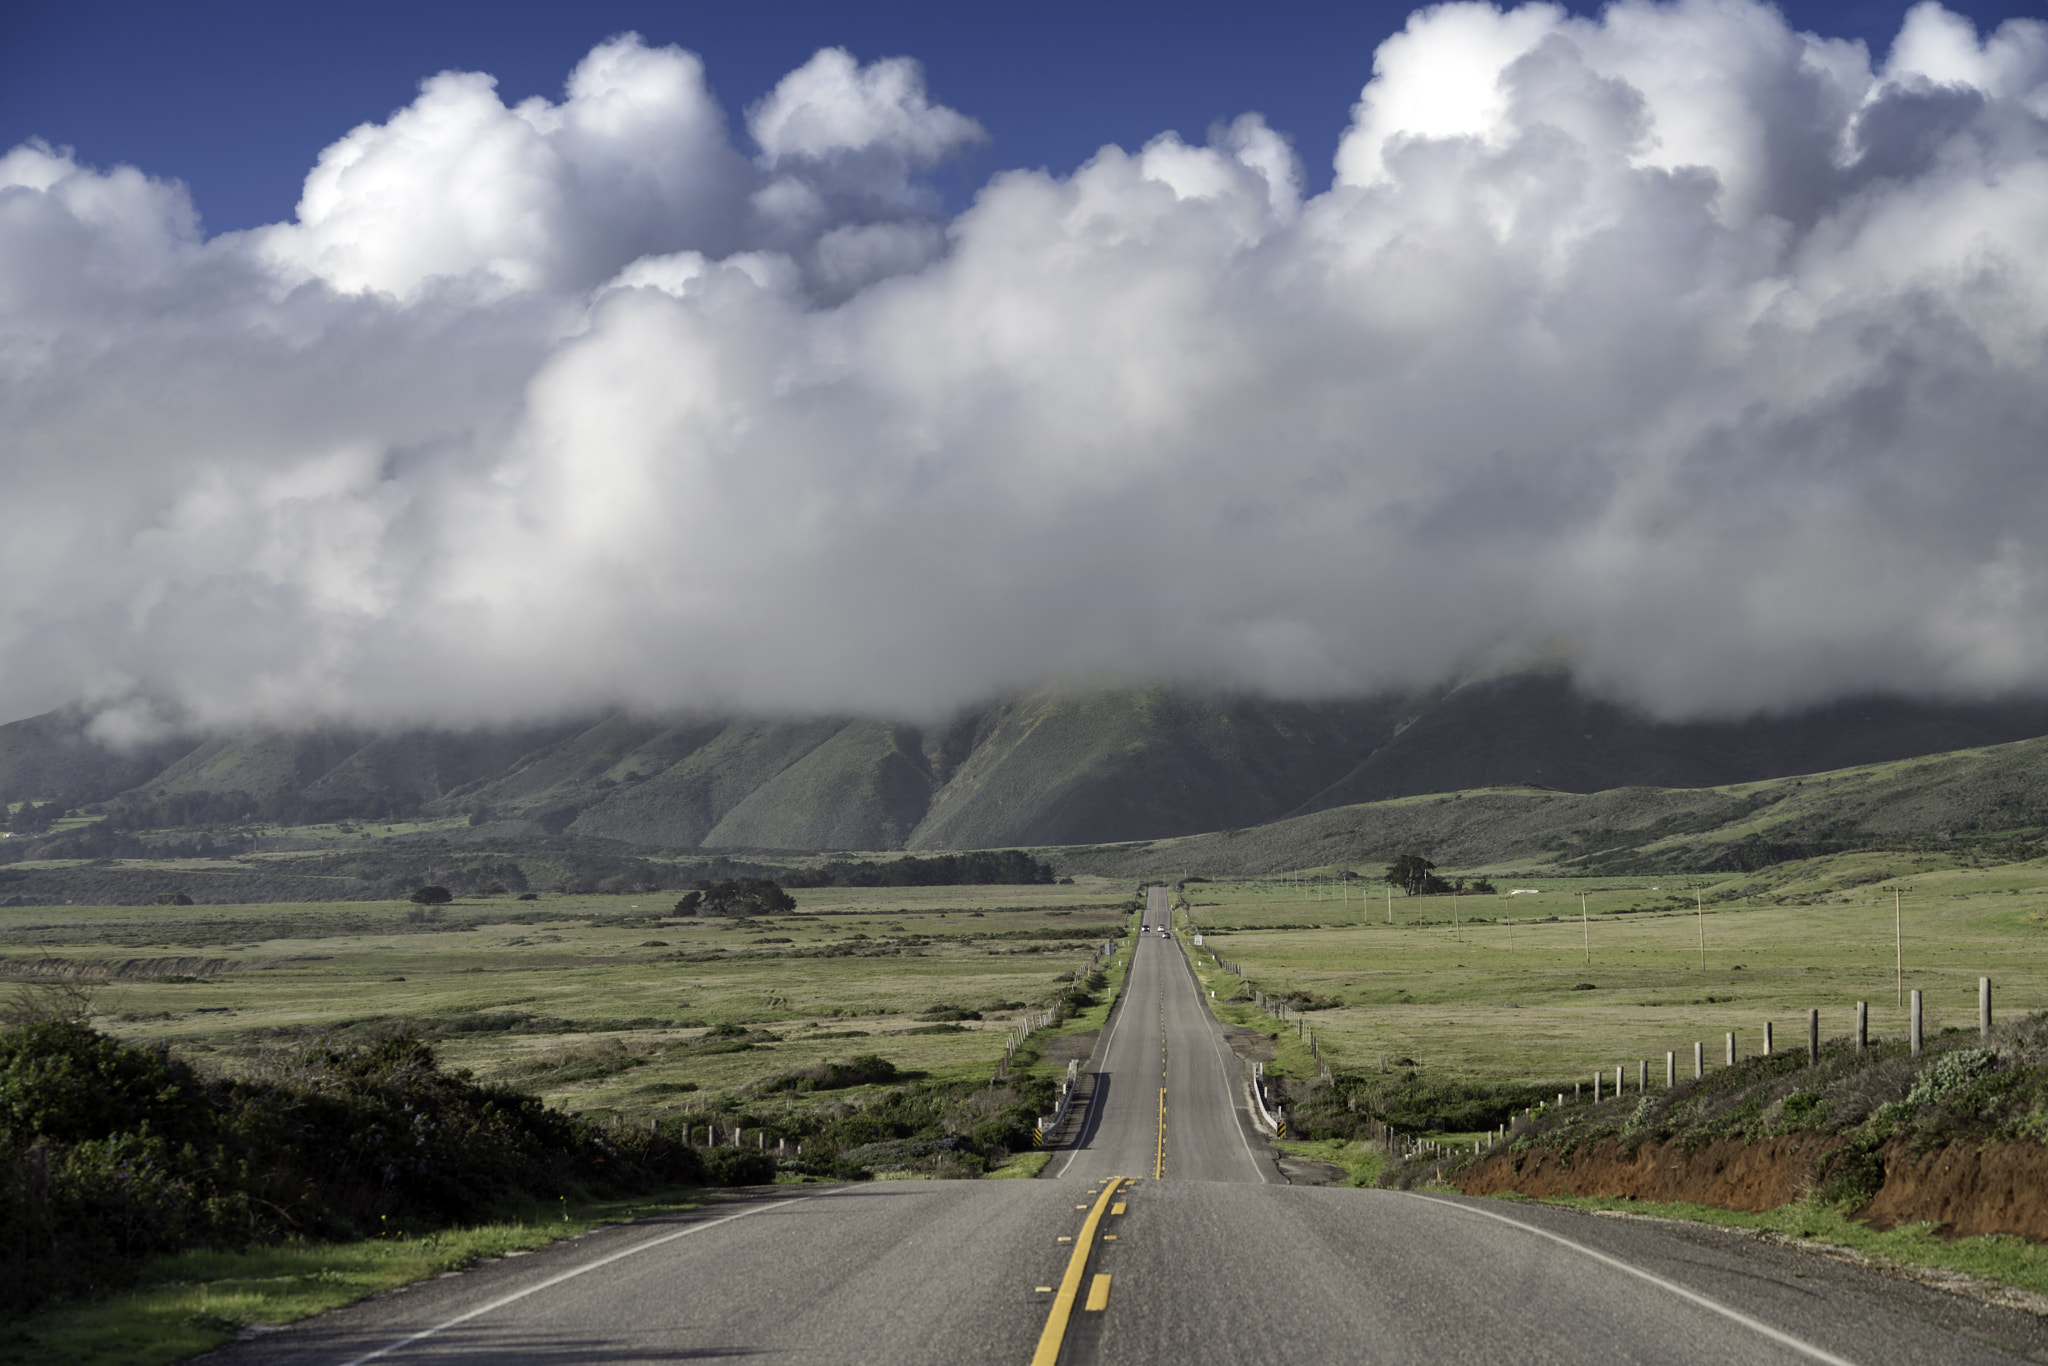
[4, 2, 2048, 734]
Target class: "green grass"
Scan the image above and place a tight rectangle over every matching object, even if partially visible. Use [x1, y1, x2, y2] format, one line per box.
[3, 883, 1134, 1133]
[1273, 1138, 1387, 1187]
[0, 1191, 706, 1366]
[1177, 853, 2048, 1090]
[987, 1152, 1055, 1179]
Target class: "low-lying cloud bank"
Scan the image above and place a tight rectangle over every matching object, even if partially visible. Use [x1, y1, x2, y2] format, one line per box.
[4, 0, 2048, 742]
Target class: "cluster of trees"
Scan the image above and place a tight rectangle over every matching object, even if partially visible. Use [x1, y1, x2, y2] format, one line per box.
[4, 800, 69, 835]
[781, 850, 1056, 888]
[1382, 855, 1495, 896]
[674, 878, 798, 916]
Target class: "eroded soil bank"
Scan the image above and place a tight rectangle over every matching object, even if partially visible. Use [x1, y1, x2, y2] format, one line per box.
[1455, 1135, 2048, 1239]
[1456, 1135, 1843, 1212]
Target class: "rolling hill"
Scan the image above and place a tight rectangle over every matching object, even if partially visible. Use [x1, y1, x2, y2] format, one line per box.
[6, 673, 2048, 853]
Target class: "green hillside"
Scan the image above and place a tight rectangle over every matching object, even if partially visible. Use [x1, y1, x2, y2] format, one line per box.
[1048, 733, 2048, 880]
[6, 674, 2048, 854]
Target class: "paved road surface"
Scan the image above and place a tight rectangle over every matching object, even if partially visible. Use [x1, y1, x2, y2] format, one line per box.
[206, 887, 2048, 1365]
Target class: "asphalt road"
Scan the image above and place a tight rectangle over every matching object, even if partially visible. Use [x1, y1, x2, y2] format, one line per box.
[205, 888, 2048, 1365]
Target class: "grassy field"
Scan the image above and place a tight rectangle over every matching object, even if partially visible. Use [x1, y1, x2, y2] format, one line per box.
[1176, 851, 2048, 1092]
[5, 880, 1136, 1124]
[0, 1191, 705, 1366]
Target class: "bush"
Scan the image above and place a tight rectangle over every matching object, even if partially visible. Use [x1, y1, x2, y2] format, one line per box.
[409, 885, 454, 905]
[692, 879, 796, 916]
[0, 1022, 721, 1319]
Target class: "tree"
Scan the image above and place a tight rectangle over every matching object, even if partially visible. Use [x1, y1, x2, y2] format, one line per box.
[1384, 855, 1437, 897]
[674, 891, 704, 915]
[409, 885, 453, 905]
[694, 879, 796, 916]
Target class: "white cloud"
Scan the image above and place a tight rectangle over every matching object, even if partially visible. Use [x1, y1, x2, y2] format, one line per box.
[3, 3, 2048, 732]
[252, 35, 748, 298]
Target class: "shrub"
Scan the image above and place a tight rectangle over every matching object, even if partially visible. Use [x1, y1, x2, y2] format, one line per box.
[408, 885, 454, 905]
[0, 1022, 726, 1320]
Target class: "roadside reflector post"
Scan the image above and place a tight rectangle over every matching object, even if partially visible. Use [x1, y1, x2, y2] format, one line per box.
[1855, 1001, 1868, 1051]
[1910, 990, 1923, 1055]
[1763, 1022, 1773, 1056]
[1638, 1059, 1647, 1092]
[1666, 1051, 1676, 1087]
[1615, 1065, 1624, 1097]
[1807, 1009, 1819, 1064]
[1726, 1032, 1736, 1067]
[1981, 977, 1993, 1037]
[1693, 1042, 1703, 1079]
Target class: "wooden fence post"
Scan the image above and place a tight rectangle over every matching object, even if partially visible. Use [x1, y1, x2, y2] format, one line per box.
[1807, 1009, 1818, 1064]
[1855, 1001, 1867, 1051]
[1981, 977, 1993, 1037]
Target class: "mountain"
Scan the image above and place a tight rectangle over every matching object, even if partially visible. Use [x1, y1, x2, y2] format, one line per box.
[1052, 728, 2048, 880]
[6, 673, 2048, 852]
[1291, 673, 2048, 812]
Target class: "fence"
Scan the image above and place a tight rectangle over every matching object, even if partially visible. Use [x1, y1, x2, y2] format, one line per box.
[994, 937, 1123, 1082]
[1444, 976, 2003, 1164]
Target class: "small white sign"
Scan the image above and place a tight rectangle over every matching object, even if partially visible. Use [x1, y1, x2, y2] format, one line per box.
[1193, 935, 1203, 945]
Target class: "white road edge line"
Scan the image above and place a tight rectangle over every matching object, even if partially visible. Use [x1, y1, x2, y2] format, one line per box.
[1401, 1194, 1859, 1366]
[1181, 936, 1273, 1183]
[338, 1193, 828, 1365]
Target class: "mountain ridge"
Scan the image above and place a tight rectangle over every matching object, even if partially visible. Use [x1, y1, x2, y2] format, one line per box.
[7, 674, 2048, 852]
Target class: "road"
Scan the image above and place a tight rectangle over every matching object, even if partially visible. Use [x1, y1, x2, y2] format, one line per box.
[207, 887, 2048, 1365]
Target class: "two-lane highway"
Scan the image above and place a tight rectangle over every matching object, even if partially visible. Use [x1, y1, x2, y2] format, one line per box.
[1054, 886, 1271, 1186]
[205, 884, 2048, 1365]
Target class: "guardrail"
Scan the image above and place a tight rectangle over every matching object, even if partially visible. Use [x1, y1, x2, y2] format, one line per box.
[1034, 1059, 1082, 1145]
[1248, 1061, 1285, 1136]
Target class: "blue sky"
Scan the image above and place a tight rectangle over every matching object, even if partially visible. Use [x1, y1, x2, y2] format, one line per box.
[4, 0, 2041, 233]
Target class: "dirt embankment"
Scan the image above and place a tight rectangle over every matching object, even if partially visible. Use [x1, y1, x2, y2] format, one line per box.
[1456, 1135, 2048, 1240]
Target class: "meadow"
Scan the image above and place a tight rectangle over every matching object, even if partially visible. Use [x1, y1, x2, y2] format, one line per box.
[1178, 850, 2048, 1091]
[3, 879, 1136, 1124]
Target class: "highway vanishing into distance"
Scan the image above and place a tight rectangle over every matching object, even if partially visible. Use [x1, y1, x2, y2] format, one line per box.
[209, 888, 2048, 1365]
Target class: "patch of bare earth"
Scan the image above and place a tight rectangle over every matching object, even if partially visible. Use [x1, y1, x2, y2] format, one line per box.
[1458, 1134, 2048, 1243]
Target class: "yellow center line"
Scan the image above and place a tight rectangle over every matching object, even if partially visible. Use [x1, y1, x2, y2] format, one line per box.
[1155, 1088, 1166, 1179]
[1030, 1177, 1125, 1366]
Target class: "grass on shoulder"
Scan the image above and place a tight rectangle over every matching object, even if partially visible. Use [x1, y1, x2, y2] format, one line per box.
[1273, 1138, 1386, 1188]
[1512, 1193, 2048, 1301]
[0, 1189, 705, 1366]
[987, 1152, 1055, 1179]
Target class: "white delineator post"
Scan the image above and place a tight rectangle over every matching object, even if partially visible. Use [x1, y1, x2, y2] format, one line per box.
[1910, 989, 1924, 1056]
[1693, 1042, 1703, 1079]
[1855, 1001, 1868, 1051]
[1666, 1051, 1676, 1087]
[1982, 977, 1993, 1037]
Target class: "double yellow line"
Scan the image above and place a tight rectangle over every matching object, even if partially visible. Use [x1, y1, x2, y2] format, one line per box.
[1029, 1177, 1126, 1366]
